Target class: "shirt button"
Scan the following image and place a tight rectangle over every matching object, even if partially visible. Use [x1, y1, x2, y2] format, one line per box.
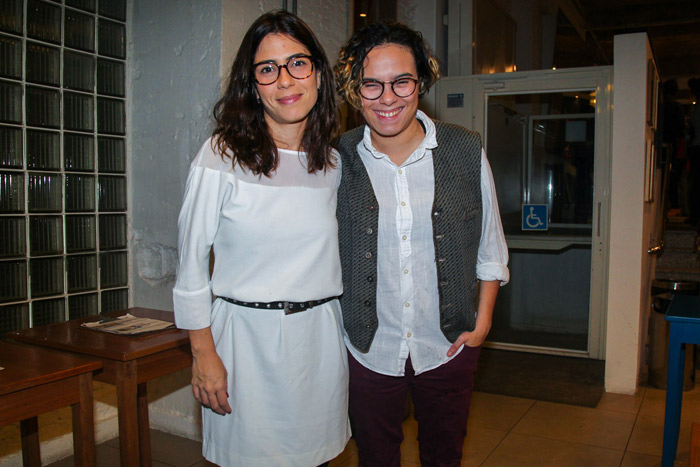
[402, 235, 407, 241]
[401, 201, 406, 206]
[398, 169, 403, 175]
[405, 302, 410, 308]
[403, 269, 409, 274]
[407, 332, 412, 338]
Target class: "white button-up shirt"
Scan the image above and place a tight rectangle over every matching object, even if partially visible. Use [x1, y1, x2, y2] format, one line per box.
[345, 110, 509, 376]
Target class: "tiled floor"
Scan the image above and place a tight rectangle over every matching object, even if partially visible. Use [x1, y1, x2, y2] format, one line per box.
[43, 372, 699, 467]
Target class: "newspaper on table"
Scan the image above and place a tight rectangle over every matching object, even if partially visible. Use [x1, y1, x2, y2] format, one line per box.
[81, 313, 175, 335]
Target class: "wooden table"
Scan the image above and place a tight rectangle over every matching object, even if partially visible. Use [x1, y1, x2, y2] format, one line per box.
[662, 294, 700, 467]
[0, 341, 101, 466]
[9, 308, 192, 467]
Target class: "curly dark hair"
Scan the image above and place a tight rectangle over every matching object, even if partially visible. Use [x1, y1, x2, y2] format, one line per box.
[334, 21, 440, 110]
[212, 11, 339, 175]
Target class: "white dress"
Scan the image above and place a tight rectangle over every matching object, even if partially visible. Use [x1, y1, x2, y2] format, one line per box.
[173, 138, 350, 467]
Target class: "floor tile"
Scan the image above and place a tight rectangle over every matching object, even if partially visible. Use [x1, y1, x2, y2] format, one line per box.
[620, 450, 662, 466]
[469, 392, 536, 431]
[512, 401, 636, 450]
[329, 438, 358, 466]
[481, 432, 624, 466]
[149, 429, 205, 466]
[462, 426, 509, 467]
[597, 387, 646, 414]
[626, 413, 693, 463]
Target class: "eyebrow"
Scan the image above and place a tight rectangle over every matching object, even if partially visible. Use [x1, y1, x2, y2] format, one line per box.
[253, 53, 310, 66]
[361, 72, 416, 81]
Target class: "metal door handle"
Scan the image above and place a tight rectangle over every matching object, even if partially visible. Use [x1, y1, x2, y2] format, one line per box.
[648, 242, 664, 254]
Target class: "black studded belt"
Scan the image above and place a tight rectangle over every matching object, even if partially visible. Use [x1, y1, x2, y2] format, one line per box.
[219, 296, 339, 315]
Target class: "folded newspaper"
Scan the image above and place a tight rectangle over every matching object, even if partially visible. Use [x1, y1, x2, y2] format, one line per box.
[81, 313, 175, 335]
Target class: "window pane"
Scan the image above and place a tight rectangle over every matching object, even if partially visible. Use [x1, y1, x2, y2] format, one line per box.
[98, 175, 125, 211]
[96, 58, 124, 97]
[97, 97, 124, 134]
[0, 171, 24, 212]
[0, 0, 23, 34]
[30, 256, 63, 297]
[100, 251, 126, 288]
[98, 19, 125, 58]
[98, 137, 124, 173]
[27, 130, 60, 170]
[27, 0, 61, 44]
[66, 0, 96, 13]
[66, 214, 96, 252]
[31, 297, 65, 325]
[26, 86, 60, 128]
[64, 91, 94, 131]
[0, 217, 26, 258]
[0, 80, 22, 124]
[68, 293, 98, 319]
[29, 215, 63, 255]
[101, 287, 127, 312]
[64, 132, 95, 171]
[64, 51, 95, 91]
[0, 260, 28, 302]
[0, 126, 23, 168]
[28, 172, 62, 212]
[65, 9, 95, 52]
[67, 253, 97, 292]
[65, 173, 95, 211]
[0, 303, 29, 335]
[99, 214, 126, 250]
[26, 42, 60, 86]
[0, 35, 22, 79]
[98, 0, 125, 21]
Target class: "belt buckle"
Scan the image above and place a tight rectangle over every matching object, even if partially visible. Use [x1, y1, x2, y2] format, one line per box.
[283, 301, 293, 315]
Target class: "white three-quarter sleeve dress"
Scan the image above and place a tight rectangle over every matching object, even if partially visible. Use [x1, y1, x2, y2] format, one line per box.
[172, 138, 350, 467]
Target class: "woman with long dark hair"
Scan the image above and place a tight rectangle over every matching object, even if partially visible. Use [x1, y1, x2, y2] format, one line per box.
[173, 11, 349, 466]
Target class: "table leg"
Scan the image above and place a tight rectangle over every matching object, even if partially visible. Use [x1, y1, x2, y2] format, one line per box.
[138, 382, 152, 467]
[115, 361, 140, 467]
[72, 373, 96, 467]
[19, 416, 41, 467]
[662, 325, 686, 467]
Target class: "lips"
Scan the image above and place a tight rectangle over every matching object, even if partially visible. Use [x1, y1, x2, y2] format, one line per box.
[277, 94, 302, 105]
[374, 107, 402, 119]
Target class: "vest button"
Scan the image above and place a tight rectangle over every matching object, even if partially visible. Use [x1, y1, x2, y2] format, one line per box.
[364, 300, 371, 307]
[365, 252, 372, 259]
[367, 276, 374, 282]
[369, 205, 376, 211]
[366, 228, 373, 235]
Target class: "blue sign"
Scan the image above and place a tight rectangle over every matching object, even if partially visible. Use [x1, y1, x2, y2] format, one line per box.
[522, 204, 548, 231]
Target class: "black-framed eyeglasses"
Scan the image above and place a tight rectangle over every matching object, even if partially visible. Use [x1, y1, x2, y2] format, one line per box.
[253, 55, 315, 85]
[359, 77, 419, 100]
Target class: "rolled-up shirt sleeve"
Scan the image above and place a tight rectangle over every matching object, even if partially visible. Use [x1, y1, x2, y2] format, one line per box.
[477, 149, 510, 285]
[172, 143, 232, 330]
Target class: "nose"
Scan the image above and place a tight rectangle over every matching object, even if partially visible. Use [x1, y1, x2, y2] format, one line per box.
[379, 84, 397, 105]
[277, 65, 294, 88]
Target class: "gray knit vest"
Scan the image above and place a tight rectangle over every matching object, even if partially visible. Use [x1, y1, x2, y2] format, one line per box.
[336, 121, 483, 353]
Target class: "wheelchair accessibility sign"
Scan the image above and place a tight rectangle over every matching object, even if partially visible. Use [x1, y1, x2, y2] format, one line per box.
[522, 204, 548, 231]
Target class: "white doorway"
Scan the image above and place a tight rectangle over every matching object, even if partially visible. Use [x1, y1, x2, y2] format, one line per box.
[437, 67, 612, 359]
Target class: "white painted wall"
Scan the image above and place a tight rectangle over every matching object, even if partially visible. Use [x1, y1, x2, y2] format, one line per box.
[605, 33, 661, 394]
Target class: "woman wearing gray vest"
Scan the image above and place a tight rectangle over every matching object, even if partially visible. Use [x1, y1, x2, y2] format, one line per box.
[334, 22, 509, 466]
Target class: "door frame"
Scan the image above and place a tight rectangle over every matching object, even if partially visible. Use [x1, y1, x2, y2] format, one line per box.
[436, 66, 612, 359]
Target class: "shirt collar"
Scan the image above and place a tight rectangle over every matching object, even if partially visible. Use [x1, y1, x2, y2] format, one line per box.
[360, 110, 438, 164]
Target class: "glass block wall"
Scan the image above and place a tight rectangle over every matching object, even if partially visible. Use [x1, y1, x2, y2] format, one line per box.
[0, 0, 128, 336]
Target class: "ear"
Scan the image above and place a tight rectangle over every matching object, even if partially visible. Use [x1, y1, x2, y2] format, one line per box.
[316, 70, 321, 90]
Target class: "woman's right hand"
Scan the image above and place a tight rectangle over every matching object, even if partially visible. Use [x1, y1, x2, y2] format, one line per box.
[188, 328, 232, 415]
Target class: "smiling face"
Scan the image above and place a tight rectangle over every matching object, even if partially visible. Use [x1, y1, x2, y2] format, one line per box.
[360, 43, 424, 155]
[254, 33, 320, 148]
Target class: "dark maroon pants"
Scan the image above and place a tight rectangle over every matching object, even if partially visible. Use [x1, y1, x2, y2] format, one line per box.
[348, 345, 481, 467]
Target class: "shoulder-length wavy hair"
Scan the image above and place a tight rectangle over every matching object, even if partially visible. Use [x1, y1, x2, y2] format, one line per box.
[335, 21, 440, 110]
[212, 11, 338, 175]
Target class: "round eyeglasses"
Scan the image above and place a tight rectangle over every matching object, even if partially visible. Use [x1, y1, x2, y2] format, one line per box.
[253, 55, 315, 85]
[359, 77, 419, 100]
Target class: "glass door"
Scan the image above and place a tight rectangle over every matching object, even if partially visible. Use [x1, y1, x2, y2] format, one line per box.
[437, 68, 611, 358]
